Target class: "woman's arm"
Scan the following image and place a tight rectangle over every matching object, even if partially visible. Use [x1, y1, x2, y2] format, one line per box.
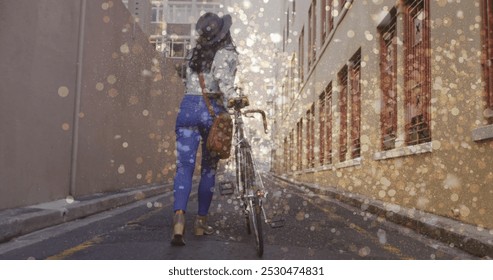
[212, 48, 239, 107]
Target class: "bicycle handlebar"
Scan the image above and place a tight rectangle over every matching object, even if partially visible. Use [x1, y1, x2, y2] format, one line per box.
[230, 95, 268, 134]
[243, 109, 268, 134]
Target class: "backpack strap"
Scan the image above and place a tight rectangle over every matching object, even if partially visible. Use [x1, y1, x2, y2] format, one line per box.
[199, 73, 216, 118]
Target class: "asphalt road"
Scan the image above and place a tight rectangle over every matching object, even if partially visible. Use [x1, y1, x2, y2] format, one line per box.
[0, 174, 477, 260]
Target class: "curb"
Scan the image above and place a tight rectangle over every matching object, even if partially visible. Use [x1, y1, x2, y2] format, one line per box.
[0, 184, 170, 244]
[271, 174, 493, 259]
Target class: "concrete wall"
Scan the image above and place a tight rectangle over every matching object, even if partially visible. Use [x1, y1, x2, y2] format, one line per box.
[0, 0, 183, 209]
[272, 0, 493, 229]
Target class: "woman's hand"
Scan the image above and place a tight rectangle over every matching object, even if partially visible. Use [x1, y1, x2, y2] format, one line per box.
[227, 96, 249, 109]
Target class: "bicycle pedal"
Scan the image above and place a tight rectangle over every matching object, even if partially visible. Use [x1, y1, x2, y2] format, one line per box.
[218, 181, 235, 196]
[269, 216, 285, 228]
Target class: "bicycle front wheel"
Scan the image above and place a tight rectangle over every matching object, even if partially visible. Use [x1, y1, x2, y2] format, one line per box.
[249, 197, 263, 257]
[240, 146, 255, 235]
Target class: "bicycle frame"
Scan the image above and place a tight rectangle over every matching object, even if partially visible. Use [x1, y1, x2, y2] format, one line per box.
[230, 101, 268, 257]
[232, 108, 268, 203]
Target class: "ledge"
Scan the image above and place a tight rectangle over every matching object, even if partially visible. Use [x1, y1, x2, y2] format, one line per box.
[373, 142, 433, 161]
[472, 124, 493, 142]
[334, 157, 362, 169]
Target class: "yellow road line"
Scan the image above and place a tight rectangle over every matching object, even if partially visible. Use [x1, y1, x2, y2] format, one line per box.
[46, 200, 173, 260]
[46, 236, 104, 260]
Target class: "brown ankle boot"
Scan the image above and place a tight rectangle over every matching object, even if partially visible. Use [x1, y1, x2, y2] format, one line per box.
[171, 210, 186, 246]
[194, 215, 214, 235]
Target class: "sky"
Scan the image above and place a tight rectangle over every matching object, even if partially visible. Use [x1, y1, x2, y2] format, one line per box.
[222, 0, 285, 167]
[226, 0, 283, 98]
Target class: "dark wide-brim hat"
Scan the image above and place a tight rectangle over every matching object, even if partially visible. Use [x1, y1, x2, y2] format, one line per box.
[195, 12, 232, 46]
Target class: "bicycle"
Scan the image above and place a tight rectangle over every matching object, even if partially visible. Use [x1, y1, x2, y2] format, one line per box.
[219, 95, 283, 257]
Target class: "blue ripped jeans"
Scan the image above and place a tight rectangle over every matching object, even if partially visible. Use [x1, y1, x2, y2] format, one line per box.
[173, 94, 224, 216]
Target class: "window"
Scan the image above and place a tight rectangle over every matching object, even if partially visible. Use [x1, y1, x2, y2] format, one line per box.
[289, 130, 295, 172]
[151, 2, 164, 23]
[296, 119, 304, 170]
[196, 2, 222, 15]
[321, 0, 334, 45]
[284, 9, 290, 51]
[299, 27, 305, 86]
[404, 0, 431, 145]
[349, 50, 362, 159]
[306, 104, 315, 168]
[283, 137, 289, 173]
[379, 9, 398, 150]
[166, 37, 191, 58]
[167, 3, 192, 23]
[482, 0, 493, 123]
[319, 83, 333, 165]
[288, 53, 296, 99]
[308, 0, 317, 68]
[292, 0, 296, 22]
[338, 66, 349, 162]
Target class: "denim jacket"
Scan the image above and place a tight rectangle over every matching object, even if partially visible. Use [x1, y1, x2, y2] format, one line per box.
[184, 44, 239, 108]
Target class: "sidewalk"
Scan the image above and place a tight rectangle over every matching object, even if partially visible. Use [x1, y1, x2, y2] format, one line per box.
[272, 174, 493, 259]
[0, 184, 171, 244]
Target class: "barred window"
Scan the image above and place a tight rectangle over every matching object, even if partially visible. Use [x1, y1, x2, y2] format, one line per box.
[283, 137, 289, 173]
[338, 66, 348, 162]
[299, 27, 305, 86]
[349, 50, 362, 159]
[379, 9, 398, 150]
[404, 0, 431, 145]
[296, 119, 304, 170]
[306, 104, 316, 168]
[482, 0, 493, 122]
[308, 0, 317, 68]
[321, 0, 334, 45]
[289, 130, 295, 172]
[319, 83, 333, 165]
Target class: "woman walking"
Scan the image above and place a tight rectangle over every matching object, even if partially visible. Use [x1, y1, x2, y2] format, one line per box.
[171, 12, 248, 246]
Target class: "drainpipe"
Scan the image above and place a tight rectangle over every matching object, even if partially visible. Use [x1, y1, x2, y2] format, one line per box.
[69, 0, 86, 197]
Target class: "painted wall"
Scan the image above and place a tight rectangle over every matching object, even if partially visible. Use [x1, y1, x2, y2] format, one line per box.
[0, 0, 183, 209]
